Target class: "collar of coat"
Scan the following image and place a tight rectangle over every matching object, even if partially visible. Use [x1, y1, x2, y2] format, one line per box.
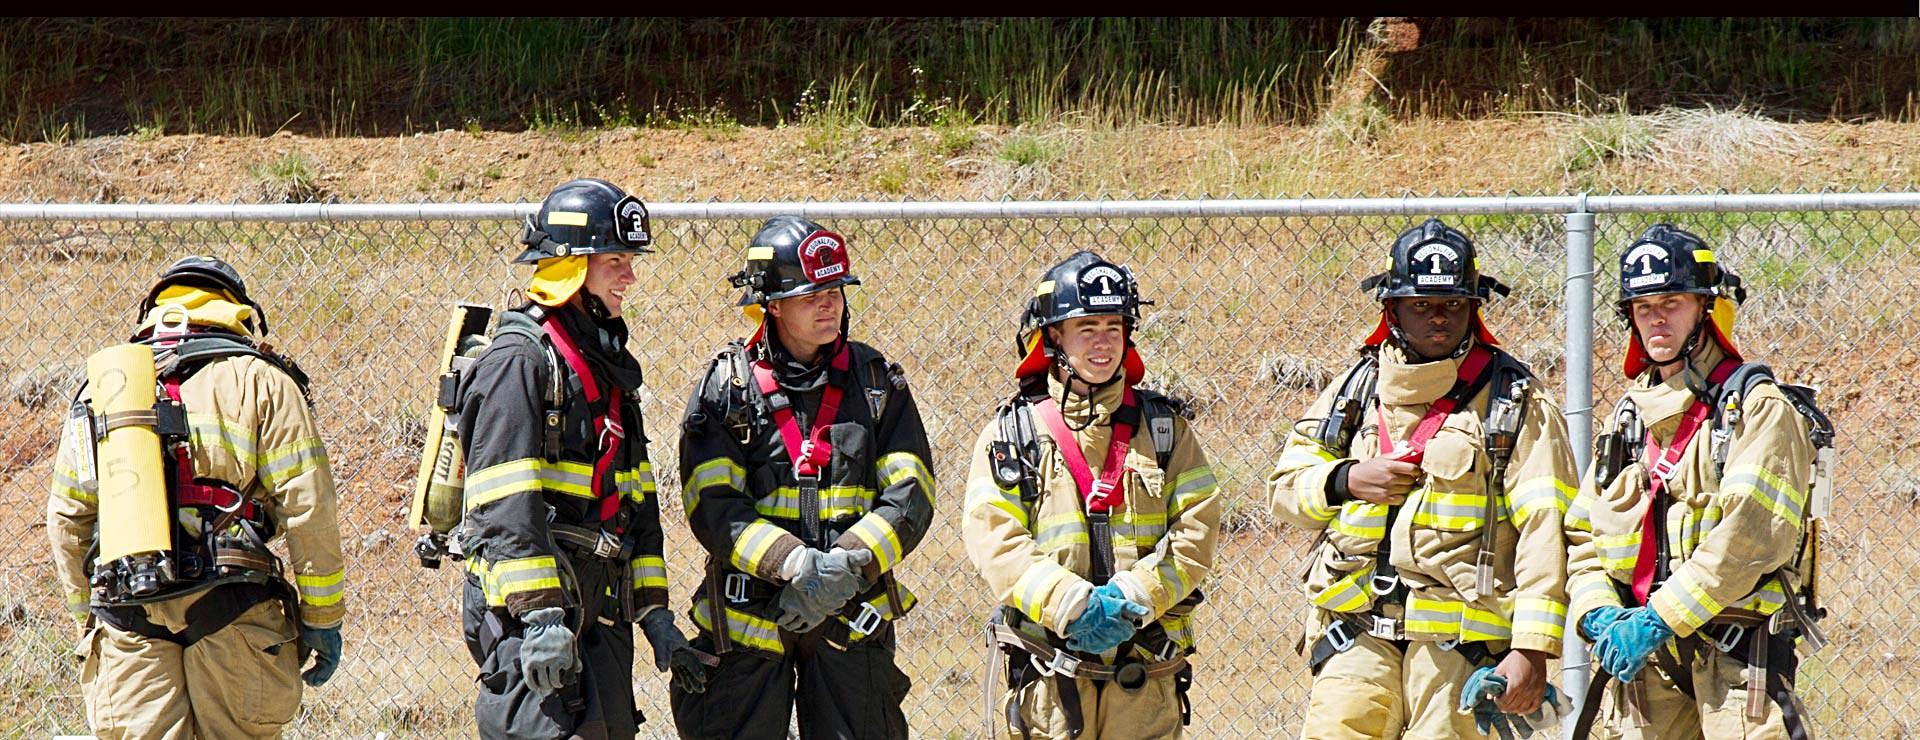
[1375, 341, 1476, 407]
[1626, 341, 1731, 431]
[1047, 372, 1128, 429]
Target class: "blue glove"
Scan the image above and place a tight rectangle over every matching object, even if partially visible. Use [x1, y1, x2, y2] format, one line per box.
[299, 626, 343, 687]
[1593, 607, 1673, 682]
[1579, 605, 1626, 641]
[518, 607, 581, 694]
[1064, 583, 1150, 654]
[1457, 665, 1516, 740]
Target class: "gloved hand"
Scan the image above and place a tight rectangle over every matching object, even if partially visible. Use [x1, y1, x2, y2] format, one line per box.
[1063, 583, 1150, 654]
[1593, 607, 1673, 682]
[1579, 605, 1626, 641]
[776, 548, 874, 633]
[299, 626, 343, 687]
[1458, 665, 1566, 739]
[639, 609, 709, 694]
[518, 606, 581, 694]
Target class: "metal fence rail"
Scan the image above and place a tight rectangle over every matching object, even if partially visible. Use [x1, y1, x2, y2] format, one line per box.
[0, 194, 1908, 738]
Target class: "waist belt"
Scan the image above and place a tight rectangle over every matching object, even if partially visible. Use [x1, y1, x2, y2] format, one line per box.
[1306, 611, 1496, 674]
[94, 581, 290, 648]
[989, 623, 1187, 682]
[548, 522, 631, 562]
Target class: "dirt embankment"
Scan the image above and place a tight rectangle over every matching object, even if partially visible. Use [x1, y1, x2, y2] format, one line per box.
[3, 118, 1919, 204]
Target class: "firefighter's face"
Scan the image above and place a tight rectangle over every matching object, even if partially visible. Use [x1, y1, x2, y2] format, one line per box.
[1389, 296, 1474, 361]
[1630, 293, 1709, 363]
[768, 287, 845, 351]
[1050, 315, 1128, 385]
[584, 253, 637, 313]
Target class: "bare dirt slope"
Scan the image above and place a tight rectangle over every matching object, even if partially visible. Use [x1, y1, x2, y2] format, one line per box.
[3, 118, 1918, 204]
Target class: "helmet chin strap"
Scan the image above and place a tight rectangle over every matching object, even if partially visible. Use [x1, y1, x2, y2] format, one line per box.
[1385, 309, 1473, 363]
[582, 292, 614, 320]
[1046, 335, 1126, 433]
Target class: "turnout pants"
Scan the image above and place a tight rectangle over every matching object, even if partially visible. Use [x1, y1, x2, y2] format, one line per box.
[462, 566, 638, 740]
[78, 595, 302, 740]
[1595, 632, 1810, 740]
[999, 671, 1185, 740]
[670, 621, 910, 740]
[1301, 632, 1490, 739]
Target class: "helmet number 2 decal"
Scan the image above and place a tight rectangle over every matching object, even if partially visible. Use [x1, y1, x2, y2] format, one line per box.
[799, 231, 849, 283]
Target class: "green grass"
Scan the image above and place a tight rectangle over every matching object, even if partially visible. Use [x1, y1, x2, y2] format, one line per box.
[3, 18, 1918, 142]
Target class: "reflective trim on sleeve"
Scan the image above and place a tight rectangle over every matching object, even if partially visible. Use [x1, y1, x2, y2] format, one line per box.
[1507, 476, 1574, 526]
[1594, 532, 1642, 573]
[1570, 577, 1625, 616]
[615, 462, 658, 505]
[877, 451, 935, 503]
[728, 519, 790, 575]
[1311, 564, 1374, 613]
[488, 556, 562, 603]
[633, 555, 668, 590]
[1721, 464, 1807, 525]
[188, 414, 257, 463]
[1012, 561, 1076, 624]
[1032, 512, 1088, 550]
[258, 437, 329, 488]
[964, 478, 1030, 528]
[1513, 596, 1567, 641]
[846, 513, 904, 571]
[686, 458, 746, 515]
[296, 569, 346, 608]
[1650, 574, 1724, 633]
[1330, 502, 1388, 540]
[52, 464, 96, 504]
[463, 458, 545, 512]
[1168, 465, 1217, 515]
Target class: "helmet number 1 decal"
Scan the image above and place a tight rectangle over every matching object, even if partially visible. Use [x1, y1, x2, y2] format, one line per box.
[1080, 265, 1126, 307]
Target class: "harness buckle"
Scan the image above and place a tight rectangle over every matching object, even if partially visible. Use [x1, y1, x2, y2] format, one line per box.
[1369, 573, 1400, 596]
[848, 602, 884, 637]
[1436, 638, 1460, 652]
[1711, 623, 1747, 653]
[207, 483, 245, 515]
[1155, 639, 1180, 662]
[1089, 478, 1118, 508]
[1368, 615, 1401, 641]
[591, 529, 622, 560]
[1324, 621, 1355, 653]
[1033, 650, 1082, 678]
[723, 573, 751, 604]
[1649, 456, 1679, 483]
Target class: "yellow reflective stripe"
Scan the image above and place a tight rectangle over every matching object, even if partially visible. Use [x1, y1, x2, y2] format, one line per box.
[686, 458, 745, 514]
[258, 437, 328, 487]
[65, 589, 91, 617]
[1114, 510, 1165, 547]
[1513, 597, 1567, 640]
[1012, 561, 1075, 623]
[1651, 574, 1723, 632]
[1311, 564, 1373, 612]
[1411, 489, 1492, 529]
[693, 596, 784, 653]
[1405, 596, 1513, 640]
[847, 513, 904, 571]
[1169, 465, 1217, 515]
[616, 462, 657, 504]
[632, 555, 668, 589]
[1154, 556, 1194, 597]
[1728, 578, 1789, 615]
[1330, 502, 1387, 540]
[52, 464, 95, 503]
[464, 459, 544, 512]
[1565, 495, 1593, 531]
[729, 520, 789, 574]
[1278, 433, 1339, 523]
[752, 485, 875, 520]
[187, 413, 256, 461]
[543, 460, 595, 498]
[466, 558, 505, 606]
[487, 557, 560, 603]
[876, 451, 934, 503]
[1722, 464, 1806, 525]
[1570, 578, 1624, 615]
[1158, 612, 1195, 651]
[1508, 477, 1574, 526]
[1033, 512, 1087, 549]
[964, 479, 1029, 528]
[1595, 532, 1642, 571]
[296, 570, 346, 607]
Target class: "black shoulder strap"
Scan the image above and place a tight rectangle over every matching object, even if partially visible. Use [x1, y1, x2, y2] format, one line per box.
[991, 395, 1044, 506]
[1313, 355, 1379, 453]
[165, 334, 313, 398]
[1137, 391, 1187, 471]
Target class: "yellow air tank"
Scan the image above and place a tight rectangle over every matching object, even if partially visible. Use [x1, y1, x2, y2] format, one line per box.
[87, 343, 172, 567]
[410, 303, 493, 567]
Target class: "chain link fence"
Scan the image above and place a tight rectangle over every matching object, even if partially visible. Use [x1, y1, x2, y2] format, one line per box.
[0, 195, 1912, 738]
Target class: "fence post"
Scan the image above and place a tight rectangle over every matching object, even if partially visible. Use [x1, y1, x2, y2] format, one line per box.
[1560, 199, 1596, 737]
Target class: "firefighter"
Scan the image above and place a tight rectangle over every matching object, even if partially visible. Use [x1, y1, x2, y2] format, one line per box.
[456, 179, 704, 739]
[48, 255, 347, 739]
[672, 216, 935, 739]
[1268, 218, 1577, 738]
[1565, 224, 1822, 738]
[963, 250, 1221, 739]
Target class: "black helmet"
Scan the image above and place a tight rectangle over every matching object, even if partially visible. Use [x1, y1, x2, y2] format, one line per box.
[1615, 223, 1743, 315]
[730, 216, 861, 305]
[1018, 250, 1146, 348]
[1361, 218, 1509, 301]
[139, 255, 268, 335]
[514, 178, 654, 264]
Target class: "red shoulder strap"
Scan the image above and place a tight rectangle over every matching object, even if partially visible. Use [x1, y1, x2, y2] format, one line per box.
[1376, 345, 1496, 463]
[1034, 386, 1136, 514]
[540, 316, 626, 522]
[750, 342, 851, 479]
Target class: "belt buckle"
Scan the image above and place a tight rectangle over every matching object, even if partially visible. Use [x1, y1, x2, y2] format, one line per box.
[592, 530, 621, 559]
[1369, 573, 1400, 596]
[1034, 650, 1081, 678]
[1324, 621, 1355, 652]
[1089, 479, 1117, 508]
[723, 573, 751, 604]
[1649, 457, 1678, 483]
[1368, 615, 1400, 641]
[1712, 623, 1747, 653]
[848, 602, 884, 637]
